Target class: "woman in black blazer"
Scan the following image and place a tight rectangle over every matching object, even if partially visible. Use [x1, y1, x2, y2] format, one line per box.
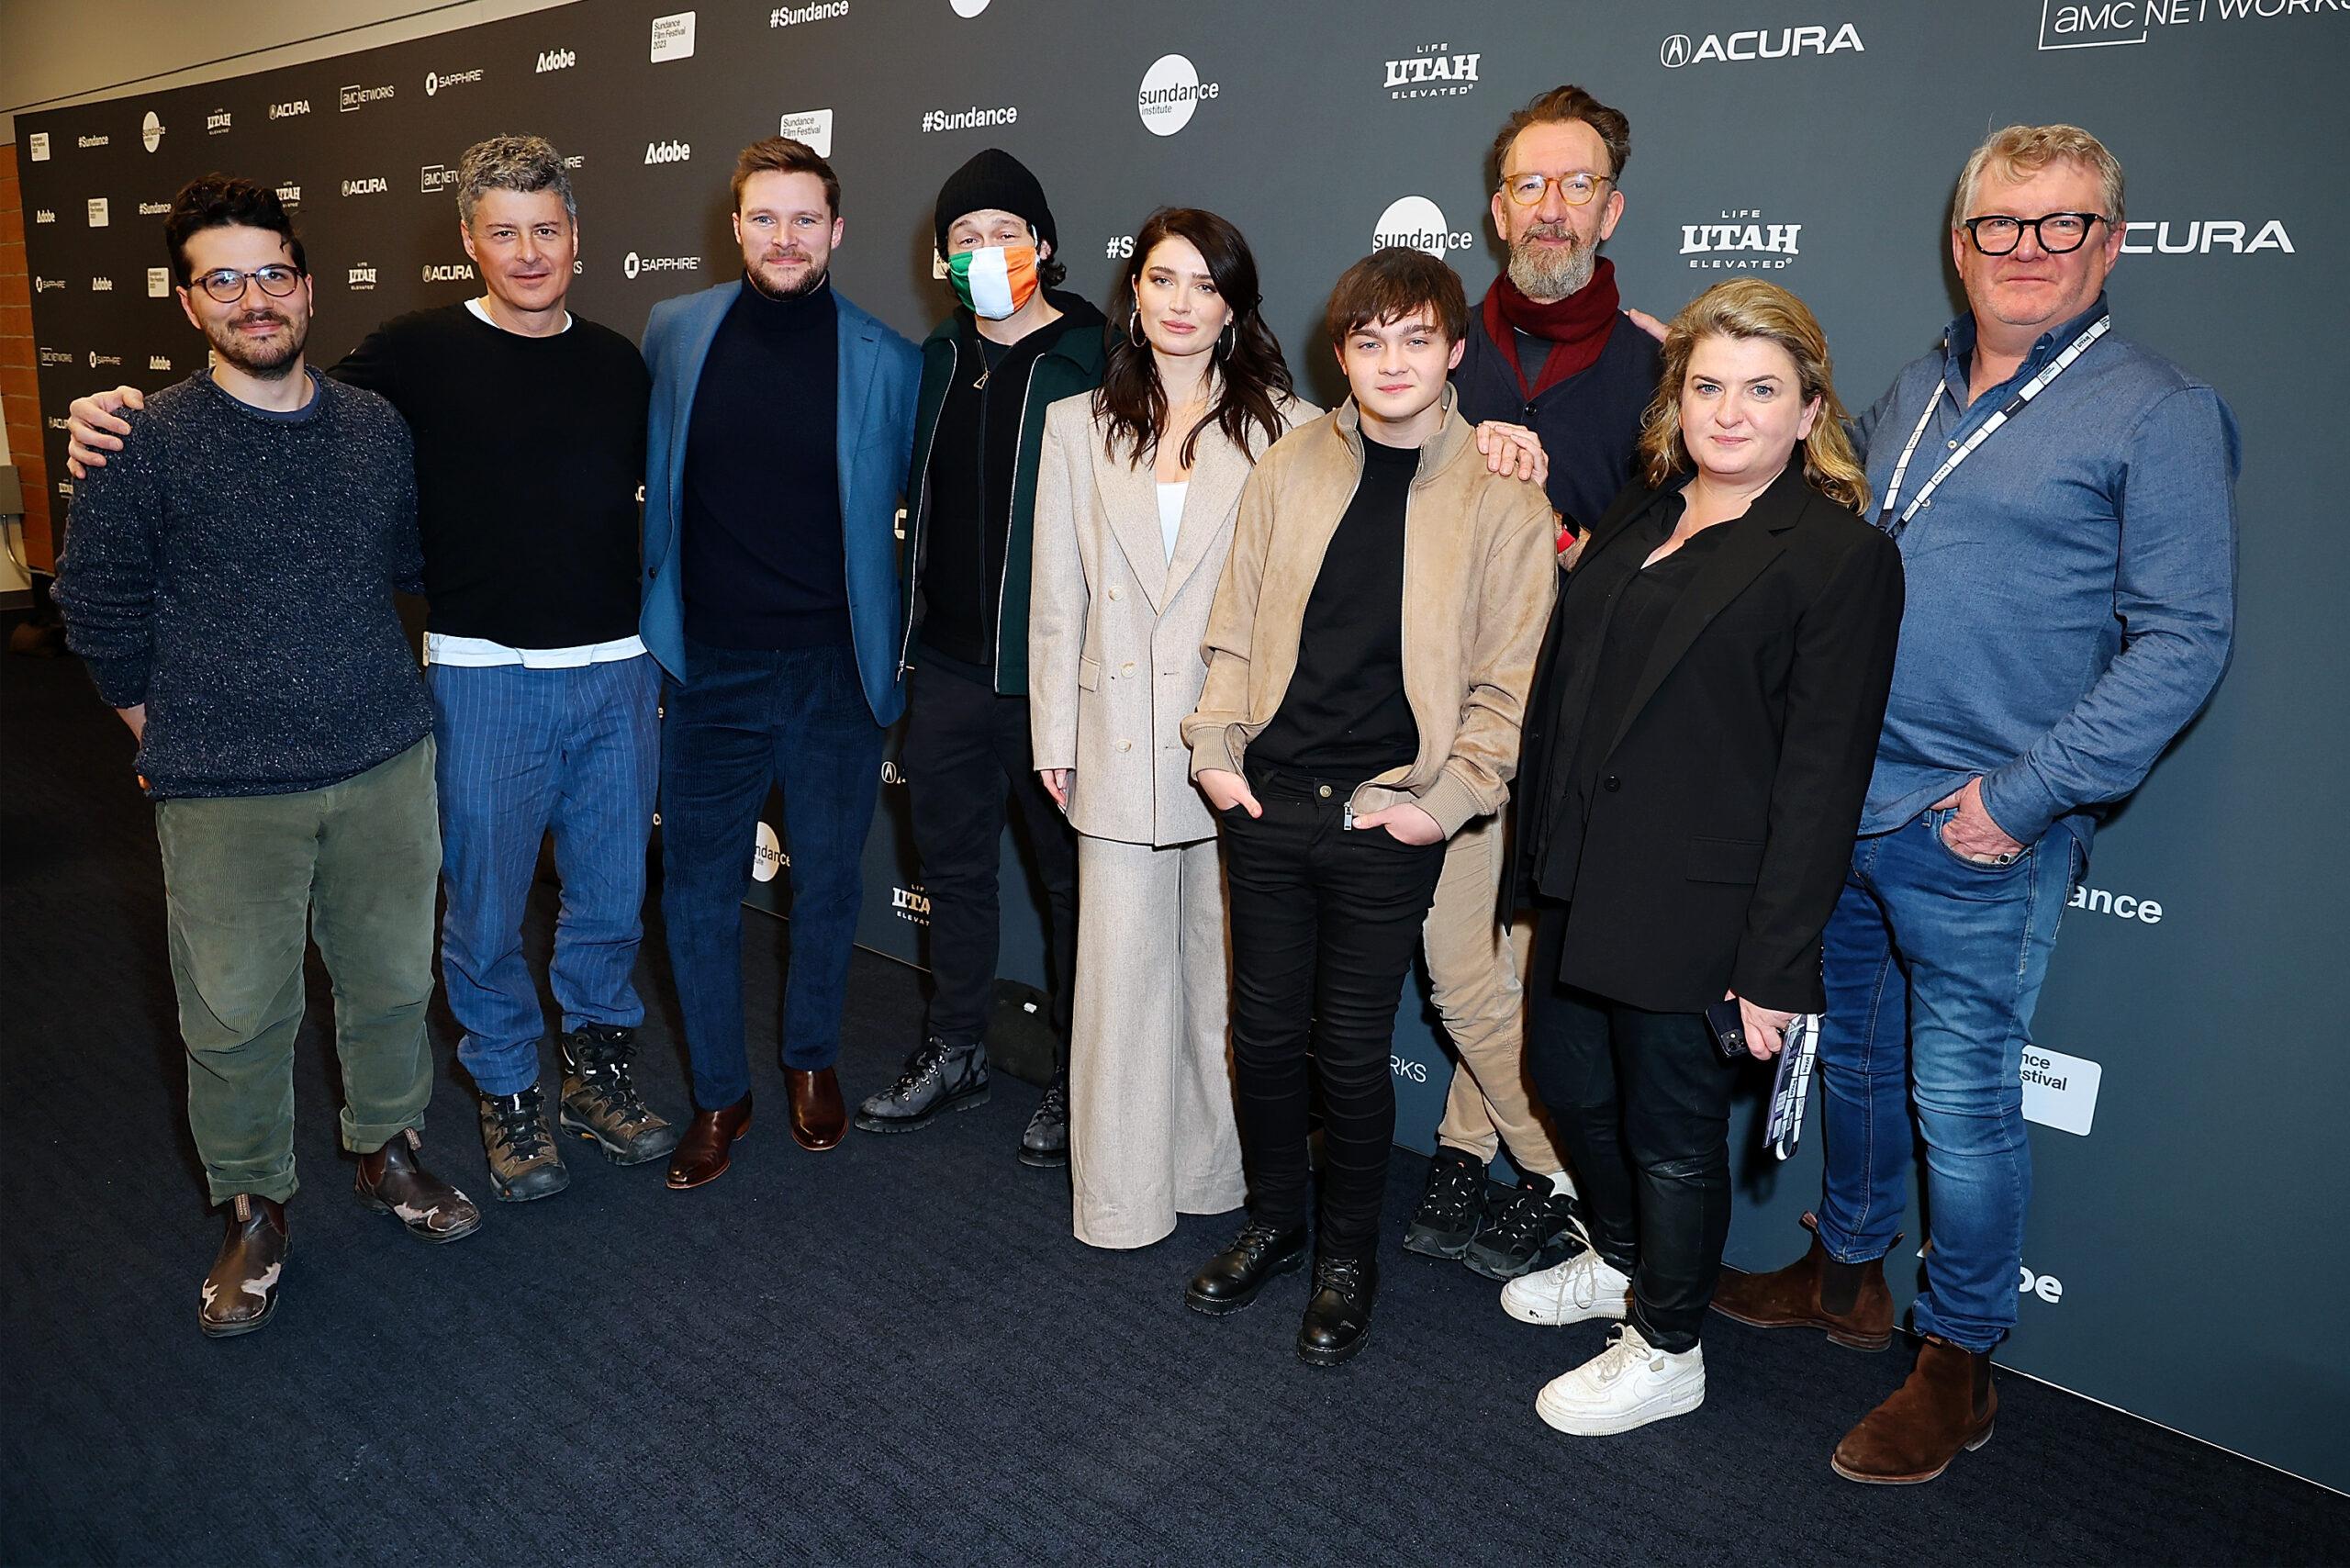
[1501, 279, 1904, 1437]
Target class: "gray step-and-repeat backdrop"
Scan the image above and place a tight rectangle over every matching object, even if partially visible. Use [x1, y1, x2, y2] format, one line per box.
[19, 0, 2344, 1490]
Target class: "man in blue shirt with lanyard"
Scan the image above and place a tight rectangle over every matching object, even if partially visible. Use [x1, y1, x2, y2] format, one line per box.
[1712, 125, 2237, 1484]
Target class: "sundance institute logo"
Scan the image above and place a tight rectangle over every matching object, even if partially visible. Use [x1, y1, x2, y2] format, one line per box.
[141, 111, 165, 151]
[1372, 196, 1476, 258]
[1136, 54, 1218, 137]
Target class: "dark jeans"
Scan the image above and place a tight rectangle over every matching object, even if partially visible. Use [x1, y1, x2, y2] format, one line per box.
[661, 635, 886, 1110]
[902, 659, 1077, 1061]
[1526, 901, 1740, 1352]
[1221, 764, 1447, 1261]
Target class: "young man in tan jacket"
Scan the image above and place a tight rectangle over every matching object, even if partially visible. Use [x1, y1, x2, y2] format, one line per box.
[1178, 248, 1557, 1366]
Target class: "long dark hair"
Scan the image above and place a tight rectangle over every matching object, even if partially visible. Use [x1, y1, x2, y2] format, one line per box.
[1095, 207, 1292, 470]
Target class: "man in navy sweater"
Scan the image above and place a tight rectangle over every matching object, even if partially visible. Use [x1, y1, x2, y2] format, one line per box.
[1406, 85, 1666, 1282]
[69, 138, 674, 1207]
[56, 178, 481, 1338]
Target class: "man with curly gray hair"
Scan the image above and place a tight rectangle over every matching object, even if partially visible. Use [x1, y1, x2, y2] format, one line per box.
[69, 135, 677, 1204]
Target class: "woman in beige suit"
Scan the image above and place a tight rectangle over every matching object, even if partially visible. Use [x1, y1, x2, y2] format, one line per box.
[1030, 208, 1314, 1249]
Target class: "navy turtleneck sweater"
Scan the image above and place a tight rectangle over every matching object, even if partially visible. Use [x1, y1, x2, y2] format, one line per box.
[680, 273, 845, 649]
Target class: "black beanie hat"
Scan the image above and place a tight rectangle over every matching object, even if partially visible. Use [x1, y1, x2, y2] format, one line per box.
[933, 148, 1058, 259]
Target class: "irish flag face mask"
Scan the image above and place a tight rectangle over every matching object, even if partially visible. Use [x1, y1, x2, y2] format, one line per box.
[947, 245, 1040, 319]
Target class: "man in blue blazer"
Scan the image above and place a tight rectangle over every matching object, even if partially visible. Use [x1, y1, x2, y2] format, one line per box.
[638, 137, 920, 1187]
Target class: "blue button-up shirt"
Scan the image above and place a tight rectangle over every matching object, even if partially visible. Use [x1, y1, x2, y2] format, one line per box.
[1853, 297, 2239, 850]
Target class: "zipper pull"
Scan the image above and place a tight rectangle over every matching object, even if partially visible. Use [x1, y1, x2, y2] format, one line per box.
[971, 369, 990, 390]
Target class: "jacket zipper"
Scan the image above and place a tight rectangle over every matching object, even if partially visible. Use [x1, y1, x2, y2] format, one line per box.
[992, 365, 1044, 690]
[897, 336, 957, 678]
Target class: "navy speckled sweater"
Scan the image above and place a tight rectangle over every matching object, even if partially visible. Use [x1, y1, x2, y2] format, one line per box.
[54, 369, 433, 800]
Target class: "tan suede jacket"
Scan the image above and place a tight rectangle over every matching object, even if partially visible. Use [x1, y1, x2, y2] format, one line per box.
[1180, 389, 1558, 837]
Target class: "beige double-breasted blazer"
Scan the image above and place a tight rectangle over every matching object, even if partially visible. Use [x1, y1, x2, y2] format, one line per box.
[1030, 389, 1316, 847]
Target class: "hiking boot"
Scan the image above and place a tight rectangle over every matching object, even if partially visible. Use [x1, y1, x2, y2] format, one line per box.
[198, 1193, 286, 1338]
[477, 1083, 570, 1202]
[1710, 1213, 1896, 1350]
[1463, 1170, 1582, 1281]
[1403, 1145, 1488, 1260]
[355, 1128, 483, 1242]
[1018, 1071, 1069, 1168]
[1831, 1336, 1997, 1484]
[558, 1025, 680, 1167]
[855, 1038, 989, 1133]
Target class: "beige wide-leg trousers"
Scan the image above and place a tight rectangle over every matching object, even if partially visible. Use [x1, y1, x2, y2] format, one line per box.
[1068, 832, 1247, 1249]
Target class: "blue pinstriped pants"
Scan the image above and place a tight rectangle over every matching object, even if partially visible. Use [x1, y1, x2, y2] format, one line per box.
[427, 656, 662, 1097]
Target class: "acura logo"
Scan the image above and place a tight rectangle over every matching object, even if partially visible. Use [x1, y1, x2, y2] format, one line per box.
[1662, 33, 1693, 66]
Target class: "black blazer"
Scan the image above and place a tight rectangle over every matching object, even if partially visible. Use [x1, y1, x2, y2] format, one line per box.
[1512, 462, 1904, 1014]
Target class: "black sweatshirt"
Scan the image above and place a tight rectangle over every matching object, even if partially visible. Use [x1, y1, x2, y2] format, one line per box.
[333, 303, 649, 650]
[678, 276, 846, 649]
[53, 371, 433, 799]
[1249, 432, 1422, 778]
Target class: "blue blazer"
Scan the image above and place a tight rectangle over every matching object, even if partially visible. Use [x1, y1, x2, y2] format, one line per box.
[639, 278, 922, 725]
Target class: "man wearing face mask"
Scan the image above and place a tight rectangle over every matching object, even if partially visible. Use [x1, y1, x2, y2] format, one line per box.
[856, 151, 1106, 1163]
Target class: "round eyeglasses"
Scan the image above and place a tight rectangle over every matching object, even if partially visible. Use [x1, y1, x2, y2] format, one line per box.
[1960, 213, 2107, 256]
[193, 264, 304, 303]
[1499, 171, 1612, 207]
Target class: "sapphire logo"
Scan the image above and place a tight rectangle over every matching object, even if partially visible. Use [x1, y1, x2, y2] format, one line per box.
[1372, 196, 1475, 258]
[268, 99, 311, 119]
[1661, 23, 1863, 65]
[1384, 43, 1482, 98]
[28, 132, 50, 160]
[88, 352, 123, 369]
[643, 140, 691, 165]
[622, 252, 700, 279]
[650, 10, 696, 61]
[148, 268, 172, 297]
[1682, 209, 1805, 269]
[141, 111, 165, 151]
[535, 48, 576, 71]
[341, 176, 389, 196]
[778, 110, 834, 157]
[348, 263, 378, 290]
[2120, 218, 2294, 254]
[148, 354, 173, 371]
[771, 0, 848, 21]
[421, 164, 458, 194]
[34, 277, 66, 293]
[340, 83, 395, 112]
[87, 198, 109, 228]
[276, 183, 303, 208]
[421, 263, 476, 282]
[207, 108, 231, 134]
[424, 68, 483, 95]
[1137, 54, 1218, 137]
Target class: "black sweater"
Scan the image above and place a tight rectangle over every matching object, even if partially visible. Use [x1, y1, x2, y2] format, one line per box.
[1452, 307, 1660, 536]
[679, 276, 846, 649]
[53, 371, 433, 799]
[333, 303, 649, 650]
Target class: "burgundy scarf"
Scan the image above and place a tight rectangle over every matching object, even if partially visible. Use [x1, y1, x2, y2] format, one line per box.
[1483, 256, 1621, 400]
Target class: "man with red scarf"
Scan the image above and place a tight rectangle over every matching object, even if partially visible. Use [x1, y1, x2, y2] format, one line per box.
[1403, 84, 1662, 1284]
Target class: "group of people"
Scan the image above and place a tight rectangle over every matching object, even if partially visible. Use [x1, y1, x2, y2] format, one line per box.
[54, 81, 2238, 1488]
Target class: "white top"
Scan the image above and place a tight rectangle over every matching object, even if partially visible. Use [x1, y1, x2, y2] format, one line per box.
[465, 296, 572, 332]
[426, 633, 648, 668]
[1156, 481, 1188, 563]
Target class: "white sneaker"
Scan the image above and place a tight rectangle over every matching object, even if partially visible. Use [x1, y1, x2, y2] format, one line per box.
[1500, 1246, 1631, 1327]
[1535, 1322, 1707, 1436]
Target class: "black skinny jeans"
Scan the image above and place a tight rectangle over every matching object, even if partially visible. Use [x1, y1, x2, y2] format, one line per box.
[903, 661, 1078, 1062]
[1526, 900, 1741, 1351]
[1221, 764, 1448, 1260]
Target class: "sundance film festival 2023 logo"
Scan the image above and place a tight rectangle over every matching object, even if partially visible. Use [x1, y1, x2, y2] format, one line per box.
[1683, 209, 1804, 269]
[778, 110, 834, 157]
[1385, 42, 1481, 99]
[1374, 196, 1476, 258]
[1659, 22, 1864, 66]
[1138, 55, 1219, 136]
[2040, 0, 2342, 49]
[650, 11, 696, 62]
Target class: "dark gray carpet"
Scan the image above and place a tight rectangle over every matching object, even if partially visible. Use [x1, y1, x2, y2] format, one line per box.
[5, 625, 2345, 1567]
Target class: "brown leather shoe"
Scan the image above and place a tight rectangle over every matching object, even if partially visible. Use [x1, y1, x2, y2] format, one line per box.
[355, 1128, 484, 1243]
[198, 1193, 287, 1338]
[1831, 1335, 1997, 1484]
[1711, 1213, 1895, 1350]
[667, 1092, 753, 1189]
[787, 1068, 846, 1151]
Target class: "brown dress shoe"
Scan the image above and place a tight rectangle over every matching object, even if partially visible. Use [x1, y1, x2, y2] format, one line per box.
[355, 1128, 485, 1243]
[667, 1092, 753, 1189]
[1711, 1213, 1895, 1350]
[199, 1193, 287, 1338]
[1831, 1335, 1997, 1484]
[787, 1068, 846, 1151]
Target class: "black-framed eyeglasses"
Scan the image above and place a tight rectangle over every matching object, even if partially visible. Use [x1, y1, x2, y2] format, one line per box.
[1960, 213, 2107, 256]
[1499, 171, 1612, 207]
[193, 264, 304, 303]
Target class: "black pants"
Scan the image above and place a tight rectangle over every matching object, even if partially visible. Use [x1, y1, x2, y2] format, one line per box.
[1526, 900, 1740, 1352]
[1221, 765, 1447, 1261]
[903, 659, 1077, 1063]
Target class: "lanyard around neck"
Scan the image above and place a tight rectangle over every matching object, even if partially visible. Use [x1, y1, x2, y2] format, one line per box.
[1879, 314, 2110, 537]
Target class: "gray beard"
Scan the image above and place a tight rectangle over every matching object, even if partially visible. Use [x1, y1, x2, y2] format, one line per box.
[1507, 231, 1596, 303]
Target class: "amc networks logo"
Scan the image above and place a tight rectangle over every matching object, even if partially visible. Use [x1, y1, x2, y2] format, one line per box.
[1389, 1055, 1430, 1084]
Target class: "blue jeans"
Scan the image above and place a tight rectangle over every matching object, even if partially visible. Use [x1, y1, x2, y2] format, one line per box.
[1813, 807, 2080, 1351]
[430, 658, 662, 1098]
[660, 635, 884, 1110]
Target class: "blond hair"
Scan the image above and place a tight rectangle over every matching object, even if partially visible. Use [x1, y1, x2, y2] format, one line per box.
[1952, 123, 2125, 230]
[1636, 279, 1870, 514]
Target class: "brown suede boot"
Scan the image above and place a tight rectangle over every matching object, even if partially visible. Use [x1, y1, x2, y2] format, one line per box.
[1831, 1336, 1997, 1484]
[198, 1193, 287, 1338]
[1710, 1214, 1895, 1350]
